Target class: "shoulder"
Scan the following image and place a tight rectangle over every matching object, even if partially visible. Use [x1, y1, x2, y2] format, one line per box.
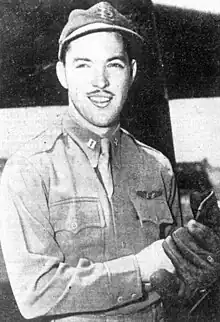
[121, 128, 173, 174]
[3, 118, 63, 179]
[13, 118, 63, 160]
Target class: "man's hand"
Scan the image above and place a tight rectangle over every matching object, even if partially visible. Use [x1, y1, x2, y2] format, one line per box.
[163, 220, 220, 292]
[135, 239, 175, 283]
[136, 241, 187, 301]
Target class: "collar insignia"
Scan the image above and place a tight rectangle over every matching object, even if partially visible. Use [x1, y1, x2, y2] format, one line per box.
[87, 138, 97, 150]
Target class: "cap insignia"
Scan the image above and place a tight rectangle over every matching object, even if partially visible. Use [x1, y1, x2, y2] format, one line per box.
[97, 2, 115, 21]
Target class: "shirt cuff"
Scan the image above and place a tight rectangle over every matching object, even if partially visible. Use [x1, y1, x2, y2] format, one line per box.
[104, 254, 143, 307]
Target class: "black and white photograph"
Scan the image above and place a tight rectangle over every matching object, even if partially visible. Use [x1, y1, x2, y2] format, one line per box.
[0, 1, 220, 321]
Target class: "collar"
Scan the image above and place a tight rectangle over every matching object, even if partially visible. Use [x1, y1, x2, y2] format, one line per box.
[62, 110, 121, 168]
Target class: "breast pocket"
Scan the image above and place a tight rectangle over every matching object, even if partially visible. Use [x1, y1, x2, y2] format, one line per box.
[141, 198, 173, 225]
[129, 192, 174, 242]
[51, 197, 105, 233]
[50, 197, 106, 262]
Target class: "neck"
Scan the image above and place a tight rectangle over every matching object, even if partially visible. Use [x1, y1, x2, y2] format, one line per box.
[68, 101, 119, 138]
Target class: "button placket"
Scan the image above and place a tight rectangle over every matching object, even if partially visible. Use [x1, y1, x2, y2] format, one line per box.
[72, 222, 78, 230]
[117, 296, 123, 304]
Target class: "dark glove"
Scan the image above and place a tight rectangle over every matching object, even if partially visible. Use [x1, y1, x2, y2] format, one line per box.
[163, 221, 220, 292]
[162, 189, 220, 291]
[149, 269, 189, 300]
[151, 190, 220, 304]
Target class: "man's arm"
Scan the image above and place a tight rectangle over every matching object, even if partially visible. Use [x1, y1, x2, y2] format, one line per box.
[0, 156, 173, 319]
[0, 156, 144, 318]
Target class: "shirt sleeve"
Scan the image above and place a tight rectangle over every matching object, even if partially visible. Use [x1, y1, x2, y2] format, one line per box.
[0, 156, 143, 319]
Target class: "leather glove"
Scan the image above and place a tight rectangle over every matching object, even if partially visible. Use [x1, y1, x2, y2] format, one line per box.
[162, 189, 220, 292]
[148, 190, 220, 301]
[149, 269, 189, 300]
[163, 220, 220, 292]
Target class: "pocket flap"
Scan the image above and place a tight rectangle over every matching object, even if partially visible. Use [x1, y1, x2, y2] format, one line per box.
[51, 197, 105, 234]
[129, 191, 174, 225]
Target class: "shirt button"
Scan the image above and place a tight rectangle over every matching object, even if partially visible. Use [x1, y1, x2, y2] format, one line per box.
[117, 296, 123, 303]
[131, 293, 137, 300]
[207, 255, 214, 263]
[72, 222, 77, 230]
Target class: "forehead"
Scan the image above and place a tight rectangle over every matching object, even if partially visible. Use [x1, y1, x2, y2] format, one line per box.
[65, 31, 127, 59]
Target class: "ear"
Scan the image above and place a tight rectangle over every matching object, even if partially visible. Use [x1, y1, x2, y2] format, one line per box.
[56, 61, 68, 89]
[130, 59, 137, 85]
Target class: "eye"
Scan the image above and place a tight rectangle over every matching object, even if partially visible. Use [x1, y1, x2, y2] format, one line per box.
[107, 61, 125, 69]
[75, 63, 90, 69]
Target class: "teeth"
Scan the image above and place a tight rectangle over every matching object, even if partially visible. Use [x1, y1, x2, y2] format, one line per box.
[91, 98, 109, 103]
[88, 96, 112, 107]
[90, 96, 111, 102]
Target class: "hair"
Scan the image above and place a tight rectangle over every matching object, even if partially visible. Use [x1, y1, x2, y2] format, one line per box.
[59, 30, 134, 65]
[122, 36, 133, 64]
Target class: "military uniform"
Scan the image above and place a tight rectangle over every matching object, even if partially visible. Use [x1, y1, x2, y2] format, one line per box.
[0, 110, 181, 321]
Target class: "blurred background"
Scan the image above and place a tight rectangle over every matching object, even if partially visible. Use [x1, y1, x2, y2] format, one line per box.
[0, 0, 220, 320]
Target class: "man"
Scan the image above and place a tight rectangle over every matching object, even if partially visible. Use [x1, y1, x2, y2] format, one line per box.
[0, 2, 209, 321]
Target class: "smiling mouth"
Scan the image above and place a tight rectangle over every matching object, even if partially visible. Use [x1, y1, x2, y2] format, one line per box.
[88, 95, 113, 108]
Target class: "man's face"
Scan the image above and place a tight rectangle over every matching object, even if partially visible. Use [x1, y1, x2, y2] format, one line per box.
[57, 31, 137, 128]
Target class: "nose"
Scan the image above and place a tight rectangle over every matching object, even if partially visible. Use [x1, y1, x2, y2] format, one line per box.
[92, 67, 109, 89]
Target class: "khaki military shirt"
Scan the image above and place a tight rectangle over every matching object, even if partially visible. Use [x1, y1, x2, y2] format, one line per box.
[0, 111, 182, 321]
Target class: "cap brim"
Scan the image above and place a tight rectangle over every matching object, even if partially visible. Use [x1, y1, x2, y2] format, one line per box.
[58, 22, 144, 60]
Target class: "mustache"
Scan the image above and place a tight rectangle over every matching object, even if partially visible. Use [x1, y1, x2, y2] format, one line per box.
[86, 89, 115, 96]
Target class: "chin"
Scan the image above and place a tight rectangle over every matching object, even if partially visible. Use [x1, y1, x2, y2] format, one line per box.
[96, 121, 118, 128]
[93, 122, 112, 128]
[94, 115, 119, 128]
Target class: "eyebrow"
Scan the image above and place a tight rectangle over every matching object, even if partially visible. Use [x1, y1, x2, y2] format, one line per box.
[107, 55, 128, 63]
[72, 55, 128, 63]
[72, 58, 91, 63]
